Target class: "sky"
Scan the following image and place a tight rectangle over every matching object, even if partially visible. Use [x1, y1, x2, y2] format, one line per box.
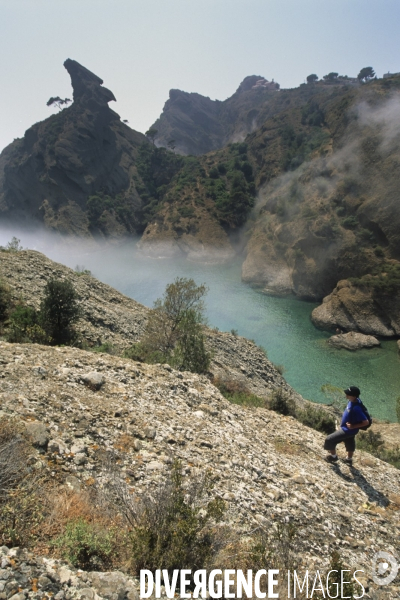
[1, 0, 400, 152]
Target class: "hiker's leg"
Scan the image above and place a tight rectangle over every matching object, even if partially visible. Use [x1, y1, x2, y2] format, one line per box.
[344, 435, 356, 458]
[324, 430, 348, 456]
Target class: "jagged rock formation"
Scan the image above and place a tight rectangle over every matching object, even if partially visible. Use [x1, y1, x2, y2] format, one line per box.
[151, 75, 280, 155]
[311, 279, 400, 337]
[0, 60, 147, 237]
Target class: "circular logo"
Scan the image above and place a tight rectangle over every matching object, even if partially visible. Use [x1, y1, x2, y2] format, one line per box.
[372, 551, 399, 586]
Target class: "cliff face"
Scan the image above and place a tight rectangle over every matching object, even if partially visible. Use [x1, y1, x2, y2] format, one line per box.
[151, 75, 281, 155]
[311, 278, 400, 336]
[0, 60, 147, 237]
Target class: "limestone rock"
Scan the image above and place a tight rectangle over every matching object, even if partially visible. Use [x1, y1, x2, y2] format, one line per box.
[327, 331, 381, 350]
[0, 60, 146, 237]
[312, 279, 400, 337]
[82, 372, 105, 390]
[25, 422, 49, 449]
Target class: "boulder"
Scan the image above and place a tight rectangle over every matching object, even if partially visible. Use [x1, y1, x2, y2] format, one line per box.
[82, 372, 105, 390]
[312, 279, 400, 337]
[25, 422, 49, 449]
[327, 331, 381, 350]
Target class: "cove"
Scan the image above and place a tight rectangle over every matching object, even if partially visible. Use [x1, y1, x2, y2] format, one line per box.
[49, 241, 400, 422]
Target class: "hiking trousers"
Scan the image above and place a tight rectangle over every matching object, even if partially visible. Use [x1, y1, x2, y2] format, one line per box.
[324, 428, 356, 452]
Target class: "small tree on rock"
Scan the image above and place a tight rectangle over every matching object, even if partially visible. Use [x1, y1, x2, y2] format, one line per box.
[128, 277, 210, 373]
[39, 279, 80, 345]
[145, 128, 158, 146]
[47, 97, 71, 111]
[357, 66, 375, 82]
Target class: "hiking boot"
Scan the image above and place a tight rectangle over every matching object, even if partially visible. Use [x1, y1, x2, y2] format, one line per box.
[325, 455, 338, 463]
[342, 457, 353, 465]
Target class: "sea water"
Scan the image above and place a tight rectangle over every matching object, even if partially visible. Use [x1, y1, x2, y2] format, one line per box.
[43, 240, 400, 422]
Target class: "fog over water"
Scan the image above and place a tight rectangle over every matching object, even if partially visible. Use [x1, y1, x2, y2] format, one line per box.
[1, 227, 399, 422]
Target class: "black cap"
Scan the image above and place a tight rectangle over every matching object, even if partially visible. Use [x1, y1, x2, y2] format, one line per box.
[344, 386, 360, 397]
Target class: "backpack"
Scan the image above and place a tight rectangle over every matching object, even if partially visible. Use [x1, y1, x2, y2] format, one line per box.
[354, 399, 372, 430]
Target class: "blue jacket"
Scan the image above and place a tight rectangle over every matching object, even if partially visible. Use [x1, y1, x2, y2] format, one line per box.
[341, 398, 368, 434]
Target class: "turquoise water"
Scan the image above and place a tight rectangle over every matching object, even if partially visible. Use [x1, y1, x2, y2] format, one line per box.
[50, 242, 400, 422]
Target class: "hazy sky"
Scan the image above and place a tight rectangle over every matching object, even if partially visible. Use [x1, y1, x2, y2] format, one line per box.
[1, 0, 400, 152]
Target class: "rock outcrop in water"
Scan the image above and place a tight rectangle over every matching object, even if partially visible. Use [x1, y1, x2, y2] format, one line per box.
[327, 331, 381, 350]
[312, 279, 400, 337]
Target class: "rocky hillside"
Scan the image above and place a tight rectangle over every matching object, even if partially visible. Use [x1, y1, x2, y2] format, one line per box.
[1, 249, 400, 598]
[0, 249, 293, 402]
[1, 338, 400, 598]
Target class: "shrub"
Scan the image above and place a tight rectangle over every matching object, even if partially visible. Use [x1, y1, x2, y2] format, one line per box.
[213, 378, 265, 408]
[91, 342, 116, 355]
[39, 278, 80, 345]
[358, 429, 400, 469]
[268, 388, 296, 416]
[75, 265, 92, 277]
[103, 459, 225, 577]
[0, 237, 23, 251]
[357, 430, 385, 454]
[397, 397, 400, 424]
[134, 278, 211, 373]
[296, 404, 336, 434]
[7, 305, 38, 343]
[54, 518, 114, 569]
[0, 280, 12, 322]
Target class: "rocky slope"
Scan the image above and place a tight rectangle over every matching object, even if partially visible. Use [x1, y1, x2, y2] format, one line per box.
[0, 249, 293, 402]
[0, 60, 147, 237]
[1, 250, 400, 598]
[1, 339, 400, 598]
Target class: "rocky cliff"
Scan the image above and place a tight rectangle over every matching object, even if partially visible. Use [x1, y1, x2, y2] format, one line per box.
[0, 60, 147, 237]
[151, 76, 280, 156]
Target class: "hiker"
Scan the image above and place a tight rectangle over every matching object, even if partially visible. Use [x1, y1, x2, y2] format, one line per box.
[324, 386, 369, 465]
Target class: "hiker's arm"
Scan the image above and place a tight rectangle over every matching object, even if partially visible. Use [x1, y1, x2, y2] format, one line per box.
[346, 419, 369, 430]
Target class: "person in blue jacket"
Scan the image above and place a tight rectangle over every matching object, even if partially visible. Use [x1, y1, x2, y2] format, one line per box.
[324, 386, 369, 465]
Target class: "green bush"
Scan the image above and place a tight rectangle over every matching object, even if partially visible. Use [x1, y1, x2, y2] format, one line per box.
[133, 278, 211, 374]
[397, 397, 400, 424]
[357, 430, 385, 454]
[0, 280, 12, 322]
[357, 429, 400, 469]
[129, 461, 225, 575]
[54, 518, 114, 569]
[268, 388, 296, 416]
[214, 378, 265, 408]
[296, 404, 336, 434]
[39, 279, 80, 345]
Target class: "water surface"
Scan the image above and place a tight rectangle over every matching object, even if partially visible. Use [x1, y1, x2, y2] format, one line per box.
[44, 240, 400, 422]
